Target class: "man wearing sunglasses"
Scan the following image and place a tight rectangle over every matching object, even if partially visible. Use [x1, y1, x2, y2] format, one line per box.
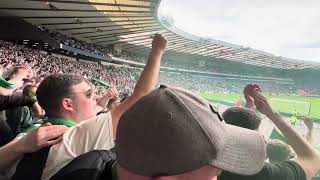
[7, 34, 167, 180]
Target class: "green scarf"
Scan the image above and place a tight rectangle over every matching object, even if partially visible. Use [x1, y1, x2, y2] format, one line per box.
[0, 76, 15, 88]
[45, 118, 77, 127]
[92, 78, 112, 89]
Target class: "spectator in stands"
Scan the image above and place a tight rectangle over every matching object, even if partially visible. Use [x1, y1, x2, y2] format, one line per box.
[220, 84, 262, 131]
[222, 107, 261, 130]
[8, 34, 167, 180]
[5, 85, 44, 140]
[7, 67, 33, 89]
[219, 85, 320, 180]
[0, 66, 33, 96]
[0, 93, 41, 145]
[267, 139, 292, 163]
[114, 85, 266, 180]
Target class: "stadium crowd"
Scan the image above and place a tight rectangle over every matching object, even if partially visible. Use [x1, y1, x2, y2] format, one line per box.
[48, 29, 148, 64]
[0, 39, 301, 97]
[40, 28, 320, 95]
[159, 72, 297, 95]
[0, 40, 139, 97]
[47, 29, 112, 58]
[0, 34, 319, 180]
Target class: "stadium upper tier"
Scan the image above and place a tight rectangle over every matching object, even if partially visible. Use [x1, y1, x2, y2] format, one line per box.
[1, 0, 320, 70]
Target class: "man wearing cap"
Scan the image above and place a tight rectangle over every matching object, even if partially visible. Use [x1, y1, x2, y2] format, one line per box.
[113, 85, 267, 179]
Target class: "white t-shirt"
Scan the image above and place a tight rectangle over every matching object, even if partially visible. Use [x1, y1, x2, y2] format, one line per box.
[41, 113, 114, 180]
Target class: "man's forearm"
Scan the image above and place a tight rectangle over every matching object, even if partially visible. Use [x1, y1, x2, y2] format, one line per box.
[111, 45, 165, 137]
[0, 140, 24, 171]
[132, 48, 163, 97]
[0, 87, 13, 96]
[0, 95, 36, 110]
[113, 48, 163, 113]
[7, 75, 24, 89]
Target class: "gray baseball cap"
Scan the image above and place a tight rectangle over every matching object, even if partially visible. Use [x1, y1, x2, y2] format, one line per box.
[116, 85, 266, 176]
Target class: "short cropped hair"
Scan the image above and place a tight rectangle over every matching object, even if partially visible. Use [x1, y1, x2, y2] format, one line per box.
[222, 107, 261, 130]
[267, 139, 291, 163]
[36, 74, 84, 116]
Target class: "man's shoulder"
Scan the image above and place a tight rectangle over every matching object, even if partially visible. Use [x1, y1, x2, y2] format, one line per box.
[50, 150, 116, 180]
[79, 112, 112, 125]
[219, 161, 306, 180]
[261, 161, 306, 180]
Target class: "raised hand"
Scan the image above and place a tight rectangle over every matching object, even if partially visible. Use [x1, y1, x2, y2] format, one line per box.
[244, 84, 262, 108]
[151, 34, 168, 52]
[15, 67, 33, 79]
[251, 89, 273, 116]
[302, 117, 314, 130]
[97, 87, 119, 108]
[105, 87, 119, 99]
[32, 101, 45, 117]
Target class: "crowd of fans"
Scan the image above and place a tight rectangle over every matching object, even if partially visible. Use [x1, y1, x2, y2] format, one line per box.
[0, 40, 139, 97]
[1, 39, 302, 98]
[159, 72, 297, 95]
[0, 34, 319, 180]
[44, 27, 320, 92]
[47, 29, 113, 57]
[296, 85, 320, 96]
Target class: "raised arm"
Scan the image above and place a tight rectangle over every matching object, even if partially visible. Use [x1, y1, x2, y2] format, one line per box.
[0, 95, 36, 110]
[111, 34, 167, 137]
[0, 86, 13, 96]
[251, 90, 320, 180]
[7, 67, 32, 89]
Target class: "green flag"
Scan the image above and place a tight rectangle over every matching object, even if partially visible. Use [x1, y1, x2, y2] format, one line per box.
[269, 128, 287, 143]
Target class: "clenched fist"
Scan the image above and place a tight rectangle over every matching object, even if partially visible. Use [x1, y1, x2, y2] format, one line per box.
[151, 33, 167, 52]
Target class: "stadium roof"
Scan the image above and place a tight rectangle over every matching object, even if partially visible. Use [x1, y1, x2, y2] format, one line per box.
[1, 0, 320, 69]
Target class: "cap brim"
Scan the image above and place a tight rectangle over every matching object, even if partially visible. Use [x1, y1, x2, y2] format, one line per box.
[209, 124, 266, 175]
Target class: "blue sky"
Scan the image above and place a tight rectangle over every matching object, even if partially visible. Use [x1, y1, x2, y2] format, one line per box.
[158, 0, 320, 62]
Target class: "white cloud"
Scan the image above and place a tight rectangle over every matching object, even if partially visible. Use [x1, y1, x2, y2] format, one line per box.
[159, 0, 320, 62]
